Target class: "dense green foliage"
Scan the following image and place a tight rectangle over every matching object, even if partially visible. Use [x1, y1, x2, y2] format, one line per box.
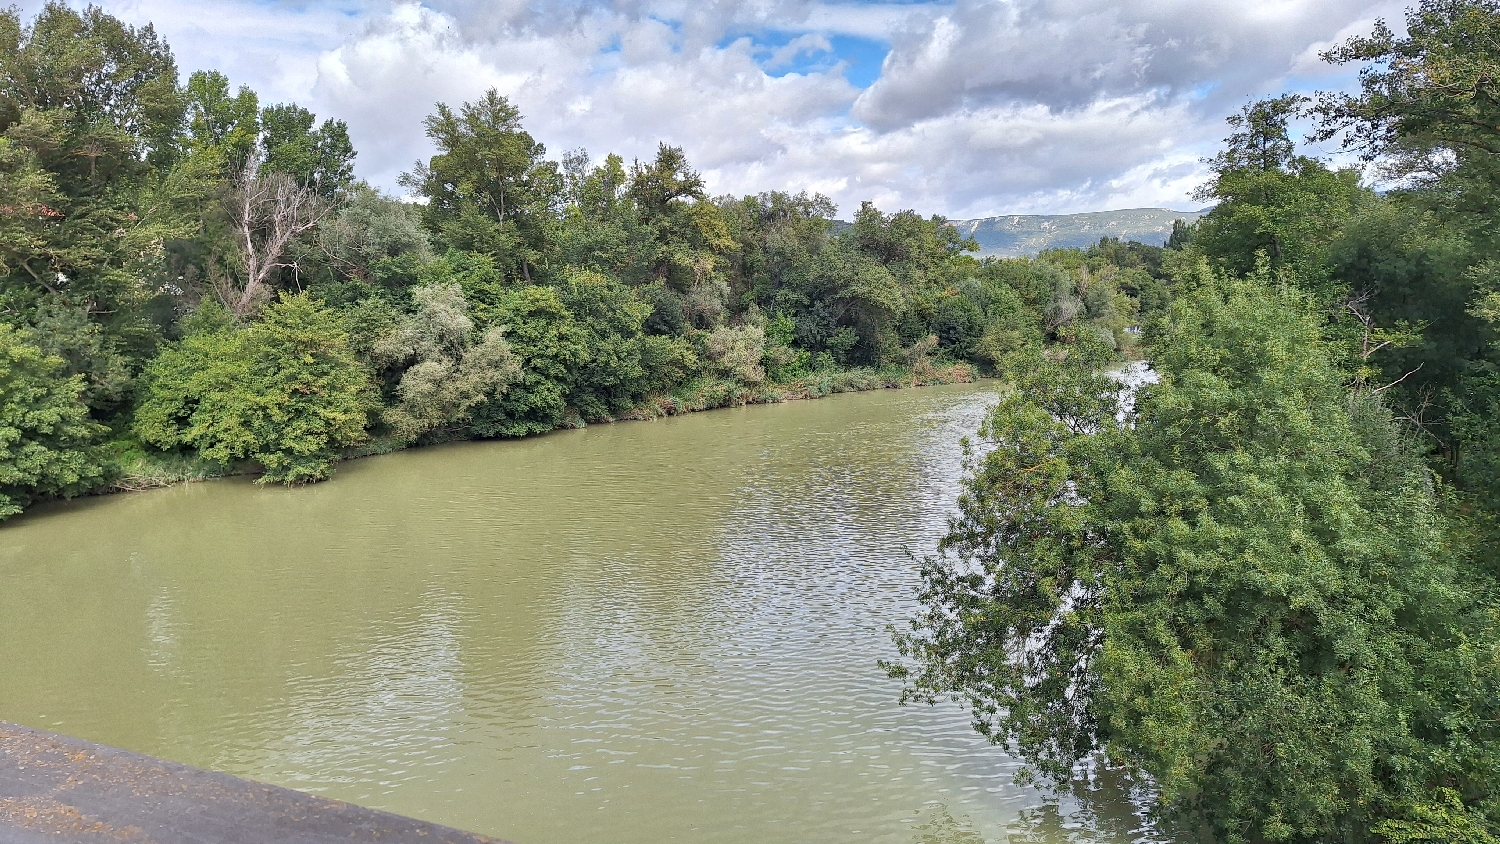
[370, 282, 520, 443]
[0, 324, 106, 516]
[893, 271, 1494, 841]
[0, 1, 1168, 515]
[134, 295, 376, 483]
[892, 3, 1500, 841]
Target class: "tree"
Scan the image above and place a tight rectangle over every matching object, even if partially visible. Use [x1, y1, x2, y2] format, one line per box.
[1311, 1, 1500, 478]
[1192, 97, 1367, 292]
[1449, 288, 1500, 569]
[1316, 0, 1500, 206]
[1324, 201, 1484, 418]
[971, 274, 1043, 367]
[19, 298, 133, 413]
[808, 203, 977, 364]
[134, 294, 376, 483]
[888, 265, 1498, 842]
[0, 324, 106, 518]
[371, 283, 520, 442]
[221, 153, 326, 317]
[557, 151, 643, 277]
[1212, 95, 1308, 174]
[0, 3, 191, 314]
[1166, 218, 1193, 250]
[719, 190, 836, 310]
[182, 70, 259, 172]
[814, 243, 903, 363]
[932, 291, 986, 358]
[0, 114, 67, 299]
[402, 89, 560, 281]
[847, 202, 974, 270]
[259, 102, 355, 199]
[628, 143, 706, 219]
[309, 182, 433, 304]
[625, 143, 734, 294]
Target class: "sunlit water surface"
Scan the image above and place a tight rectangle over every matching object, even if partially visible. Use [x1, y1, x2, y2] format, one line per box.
[1, 384, 1158, 843]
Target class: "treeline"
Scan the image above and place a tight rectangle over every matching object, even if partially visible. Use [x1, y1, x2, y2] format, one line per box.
[0, 3, 1169, 518]
[890, 2, 1500, 842]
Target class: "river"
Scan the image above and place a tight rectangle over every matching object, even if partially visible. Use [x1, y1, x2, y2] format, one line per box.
[0, 383, 1157, 843]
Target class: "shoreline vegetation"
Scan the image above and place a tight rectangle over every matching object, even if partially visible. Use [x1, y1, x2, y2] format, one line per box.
[102, 361, 976, 494]
[2, 2, 1158, 520]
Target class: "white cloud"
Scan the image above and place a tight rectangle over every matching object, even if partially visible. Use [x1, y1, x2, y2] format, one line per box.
[313, 2, 862, 196]
[764, 33, 833, 70]
[312, 4, 513, 184]
[15, 0, 1408, 216]
[852, 0, 1401, 126]
[88, 0, 369, 105]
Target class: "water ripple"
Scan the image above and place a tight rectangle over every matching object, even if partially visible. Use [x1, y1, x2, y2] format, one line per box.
[0, 385, 1163, 844]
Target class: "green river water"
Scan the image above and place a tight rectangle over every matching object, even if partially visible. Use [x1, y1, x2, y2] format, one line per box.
[0, 383, 1156, 843]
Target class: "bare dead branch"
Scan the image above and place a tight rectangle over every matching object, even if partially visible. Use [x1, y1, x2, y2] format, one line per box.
[222, 154, 328, 318]
[1370, 363, 1425, 395]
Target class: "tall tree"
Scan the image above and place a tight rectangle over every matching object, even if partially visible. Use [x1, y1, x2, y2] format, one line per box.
[259, 102, 355, 199]
[402, 89, 560, 282]
[1317, 0, 1500, 214]
[221, 154, 326, 317]
[182, 70, 259, 173]
[1192, 97, 1366, 292]
[888, 265, 1498, 842]
[0, 2, 189, 315]
[626, 143, 733, 291]
[1313, 1, 1500, 485]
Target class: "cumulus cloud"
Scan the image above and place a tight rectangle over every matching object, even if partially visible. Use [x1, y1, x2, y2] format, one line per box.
[312, 1, 864, 197]
[75, 0, 370, 106]
[853, 0, 1400, 128]
[16, 0, 1409, 216]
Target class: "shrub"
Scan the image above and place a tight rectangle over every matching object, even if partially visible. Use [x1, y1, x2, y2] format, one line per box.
[0, 325, 108, 518]
[372, 283, 521, 442]
[702, 324, 767, 384]
[468, 285, 588, 437]
[134, 295, 377, 483]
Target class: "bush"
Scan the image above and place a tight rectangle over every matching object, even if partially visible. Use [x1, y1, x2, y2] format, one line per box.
[372, 283, 521, 442]
[0, 325, 108, 518]
[134, 295, 377, 483]
[932, 292, 985, 357]
[467, 285, 588, 437]
[639, 335, 700, 394]
[702, 324, 767, 384]
[560, 270, 653, 419]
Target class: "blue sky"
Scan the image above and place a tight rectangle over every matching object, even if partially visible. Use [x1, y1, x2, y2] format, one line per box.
[19, 0, 1406, 217]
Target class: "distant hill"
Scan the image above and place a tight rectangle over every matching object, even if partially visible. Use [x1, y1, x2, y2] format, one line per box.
[947, 208, 1208, 257]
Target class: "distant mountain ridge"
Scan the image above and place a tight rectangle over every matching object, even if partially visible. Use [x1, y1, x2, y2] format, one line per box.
[948, 208, 1208, 257]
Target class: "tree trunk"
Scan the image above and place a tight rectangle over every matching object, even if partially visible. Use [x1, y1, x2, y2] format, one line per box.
[225, 156, 325, 318]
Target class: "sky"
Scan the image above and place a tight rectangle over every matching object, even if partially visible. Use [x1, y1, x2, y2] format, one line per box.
[18, 0, 1407, 218]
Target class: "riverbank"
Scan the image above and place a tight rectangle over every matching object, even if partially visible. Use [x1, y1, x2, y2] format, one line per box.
[97, 360, 976, 496]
